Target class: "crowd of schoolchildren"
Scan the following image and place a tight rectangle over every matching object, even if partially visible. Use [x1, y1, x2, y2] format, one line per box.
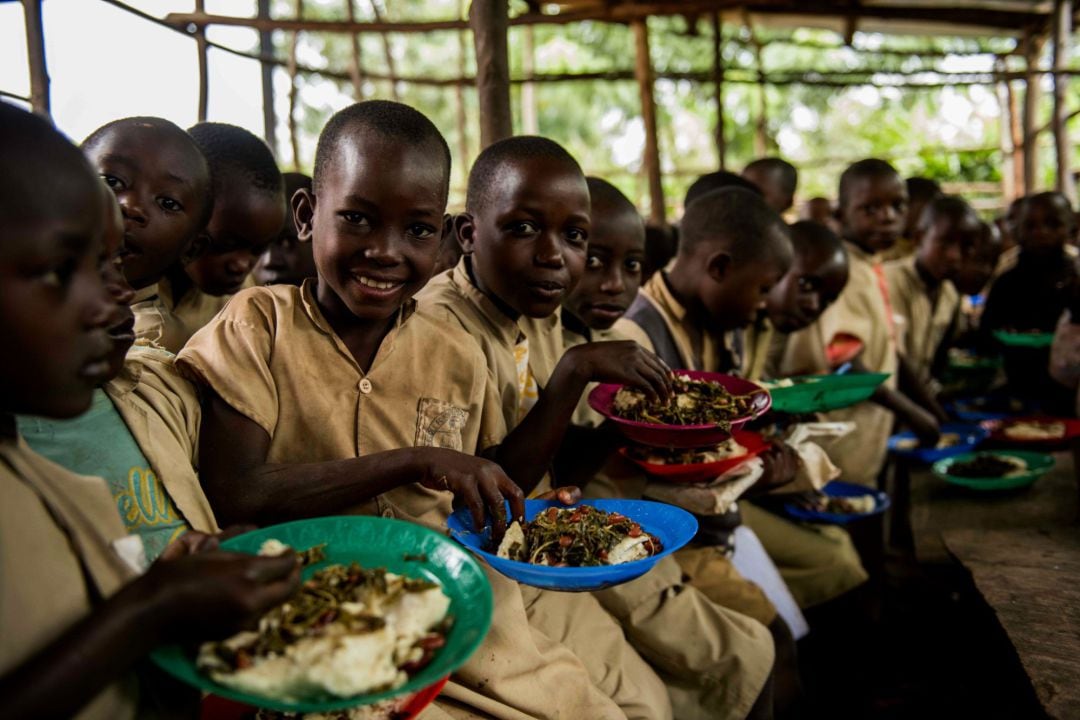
[2, 97, 1077, 720]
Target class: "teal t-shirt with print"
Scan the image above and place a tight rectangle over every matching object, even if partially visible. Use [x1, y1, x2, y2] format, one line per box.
[19, 389, 189, 563]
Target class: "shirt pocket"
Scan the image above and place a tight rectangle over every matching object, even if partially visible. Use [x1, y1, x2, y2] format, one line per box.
[415, 398, 470, 451]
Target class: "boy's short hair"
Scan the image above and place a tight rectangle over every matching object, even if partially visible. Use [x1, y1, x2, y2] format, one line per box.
[685, 170, 761, 208]
[586, 177, 638, 218]
[918, 195, 977, 231]
[906, 177, 942, 204]
[743, 158, 797, 196]
[0, 102, 97, 226]
[838, 158, 901, 210]
[313, 100, 451, 197]
[680, 187, 789, 262]
[188, 122, 283, 200]
[789, 219, 843, 257]
[83, 116, 214, 230]
[466, 136, 582, 214]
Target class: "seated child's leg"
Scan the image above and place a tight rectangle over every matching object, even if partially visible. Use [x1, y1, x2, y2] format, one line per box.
[672, 546, 778, 626]
[740, 502, 868, 609]
[524, 586, 672, 720]
[592, 555, 776, 720]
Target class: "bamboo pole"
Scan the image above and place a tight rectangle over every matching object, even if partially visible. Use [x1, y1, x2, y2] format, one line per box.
[287, 0, 303, 170]
[368, 0, 400, 101]
[345, 0, 365, 100]
[744, 10, 768, 157]
[632, 18, 665, 225]
[455, 0, 470, 190]
[195, 0, 209, 121]
[257, 0, 277, 153]
[711, 12, 726, 170]
[521, 24, 539, 135]
[1052, 0, 1075, 201]
[20, 0, 49, 118]
[470, 0, 512, 149]
[995, 58, 1016, 201]
[1005, 60, 1026, 199]
[1022, 29, 1045, 194]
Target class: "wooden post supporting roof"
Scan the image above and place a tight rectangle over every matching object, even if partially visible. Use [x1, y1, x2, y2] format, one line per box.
[345, 0, 365, 100]
[1022, 29, 1045, 193]
[1052, 0, 1075, 201]
[1004, 61, 1025, 200]
[195, 0, 209, 121]
[455, 0, 470, 189]
[632, 18, 665, 225]
[21, 0, 49, 118]
[521, 24, 539, 134]
[712, 12, 727, 170]
[470, 0, 512, 149]
[994, 57, 1017, 201]
[287, 0, 303, 170]
[368, 0, 400, 101]
[257, 0, 277, 153]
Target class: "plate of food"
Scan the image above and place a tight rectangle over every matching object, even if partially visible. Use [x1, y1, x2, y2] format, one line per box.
[993, 330, 1055, 348]
[946, 393, 1035, 422]
[588, 371, 770, 448]
[152, 516, 492, 714]
[619, 431, 771, 484]
[448, 499, 698, 592]
[947, 348, 1003, 370]
[980, 417, 1080, 447]
[762, 372, 890, 414]
[887, 423, 989, 463]
[932, 450, 1055, 491]
[782, 481, 890, 525]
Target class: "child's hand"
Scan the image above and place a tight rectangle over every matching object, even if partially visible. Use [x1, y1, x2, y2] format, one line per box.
[754, 442, 799, 493]
[534, 485, 583, 505]
[156, 526, 259, 560]
[417, 447, 526, 540]
[563, 341, 673, 404]
[142, 549, 301, 641]
[909, 406, 942, 447]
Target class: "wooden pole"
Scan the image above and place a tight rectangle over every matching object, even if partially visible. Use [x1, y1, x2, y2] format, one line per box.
[1022, 29, 1045, 194]
[287, 0, 303, 170]
[21, 0, 49, 118]
[711, 12, 726, 170]
[368, 0, 400, 101]
[1052, 0, 1075, 201]
[257, 0, 277, 153]
[195, 0, 209, 121]
[632, 18, 665, 225]
[746, 16, 769, 157]
[521, 24, 539, 134]
[995, 58, 1017, 202]
[344, 0, 365, 100]
[1005, 61, 1026, 199]
[470, 0, 512, 149]
[455, 0, 470, 190]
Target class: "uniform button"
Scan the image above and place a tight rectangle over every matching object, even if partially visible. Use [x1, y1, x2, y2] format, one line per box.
[359, 378, 373, 394]
[381, 507, 394, 518]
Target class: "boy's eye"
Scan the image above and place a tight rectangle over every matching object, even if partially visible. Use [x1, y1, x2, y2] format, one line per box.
[508, 220, 539, 236]
[586, 255, 603, 270]
[565, 228, 588, 246]
[625, 259, 643, 274]
[157, 196, 183, 213]
[40, 257, 78, 289]
[339, 212, 371, 227]
[101, 174, 124, 191]
[408, 224, 437, 240]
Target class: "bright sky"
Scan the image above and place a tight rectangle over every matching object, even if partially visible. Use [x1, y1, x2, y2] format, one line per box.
[0, 0, 268, 145]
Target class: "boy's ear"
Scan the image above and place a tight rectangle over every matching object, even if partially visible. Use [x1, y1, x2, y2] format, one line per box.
[455, 213, 476, 254]
[181, 232, 210, 265]
[705, 250, 733, 283]
[293, 189, 316, 243]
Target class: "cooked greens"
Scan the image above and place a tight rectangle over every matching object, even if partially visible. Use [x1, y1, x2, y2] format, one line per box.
[612, 375, 761, 429]
[495, 505, 662, 567]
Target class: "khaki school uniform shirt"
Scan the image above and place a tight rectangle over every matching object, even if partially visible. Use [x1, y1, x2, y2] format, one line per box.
[133, 275, 255, 354]
[884, 256, 959, 383]
[561, 314, 624, 428]
[740, 317, 791, 383]
[104, 343, 217, 533]
[1, 436, 138, 720]
[781, 242, 898, 486]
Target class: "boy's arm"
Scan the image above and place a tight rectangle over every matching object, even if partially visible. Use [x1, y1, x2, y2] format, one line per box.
[200, 393, 524, 534]
[0, 548, 298, 718]
[492, 341, 672, 495]
[847, 356, 941, 444]
[896, 353, 949, 423]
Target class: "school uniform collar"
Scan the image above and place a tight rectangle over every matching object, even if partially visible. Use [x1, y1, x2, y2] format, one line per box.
[642, 266, 688, 323]
[844, 240, 878, 264]
[103, 347, 146, 398]
[297, 278, 417, 340]
[449, 256, 559, 345]
[560, 307, 592, 343]
[132, 284, 159, 305]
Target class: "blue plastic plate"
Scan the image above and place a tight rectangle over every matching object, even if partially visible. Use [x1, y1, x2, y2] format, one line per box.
[783, 481, 890, 525]
[447, 499, 698, 592]
[887, 422, 989, 463]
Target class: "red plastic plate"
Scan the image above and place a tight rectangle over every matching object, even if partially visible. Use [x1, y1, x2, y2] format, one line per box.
[618, 430, 771, 484]
[980, 417, 1080, 448]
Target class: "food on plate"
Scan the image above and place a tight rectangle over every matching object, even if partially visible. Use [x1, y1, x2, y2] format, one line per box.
[1002, 420, 1066, 441]
[256, 699, 408, 720]
[627, 436, 748, 466]
[947, 454, 1027, 478]
[612, 374, 761, 429]
[196, 540, 452, 703]
[496, 505, 663, 566]
[893, 432, 962, 451]
[797, 494, 876, 515]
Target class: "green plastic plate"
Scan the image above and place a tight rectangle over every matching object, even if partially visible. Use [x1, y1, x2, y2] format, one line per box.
[932, 450, 1055, 491]
[150, 516, 492, 713]
[766, 372, 890, 414]
[993, 330, 1055, 348]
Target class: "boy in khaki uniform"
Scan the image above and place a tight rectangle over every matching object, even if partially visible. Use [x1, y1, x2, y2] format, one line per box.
[420, 141, 777, 720]
[781, 159, 942, 487]
[885, 196, 981, 384]
[0, 102, 299, 720]
[178, 102, 670, 720]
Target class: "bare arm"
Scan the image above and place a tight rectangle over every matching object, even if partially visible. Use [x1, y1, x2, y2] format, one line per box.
[200, 392, 524, 535]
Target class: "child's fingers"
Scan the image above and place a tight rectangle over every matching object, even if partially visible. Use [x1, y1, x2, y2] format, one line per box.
[480, 479, 509, 542]
[242, 550, 301, 583]
[461, 483, 488, 534]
